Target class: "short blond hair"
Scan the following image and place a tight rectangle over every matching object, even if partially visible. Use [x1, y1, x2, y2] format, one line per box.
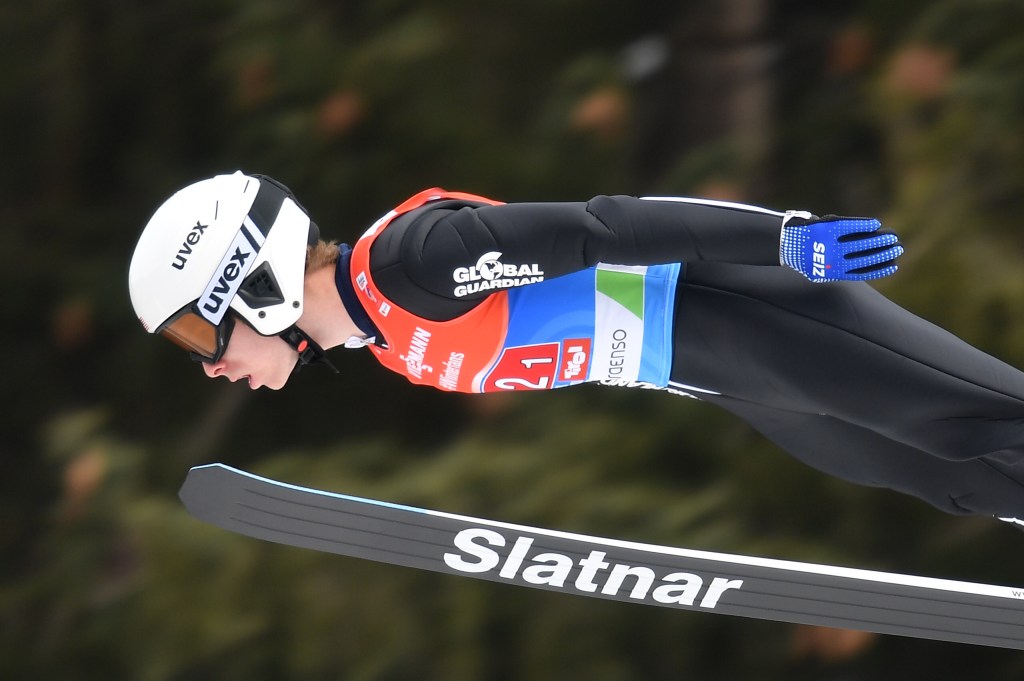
[306, 239, 340, 272]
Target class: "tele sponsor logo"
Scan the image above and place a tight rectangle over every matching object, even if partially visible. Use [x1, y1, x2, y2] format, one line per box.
[561, 339, 591, 381]
[443, 528, 744, 608]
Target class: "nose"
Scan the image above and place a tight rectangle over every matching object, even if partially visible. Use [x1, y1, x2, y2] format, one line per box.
[202, 360, 226, 378]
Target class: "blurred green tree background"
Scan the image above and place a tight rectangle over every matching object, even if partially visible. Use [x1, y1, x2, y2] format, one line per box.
[4, 0, 1024, 678]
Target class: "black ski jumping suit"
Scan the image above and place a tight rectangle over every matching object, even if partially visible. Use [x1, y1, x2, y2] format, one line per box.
[336, 192, 1024, 521]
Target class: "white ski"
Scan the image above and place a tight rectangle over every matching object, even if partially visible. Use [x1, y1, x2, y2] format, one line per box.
[179, 463, 1024, 649]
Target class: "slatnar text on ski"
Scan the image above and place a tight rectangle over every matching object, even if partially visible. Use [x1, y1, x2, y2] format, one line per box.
[444, 528, 744, 608]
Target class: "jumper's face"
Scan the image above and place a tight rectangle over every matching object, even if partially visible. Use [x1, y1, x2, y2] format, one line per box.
[201, 320, 297, 390]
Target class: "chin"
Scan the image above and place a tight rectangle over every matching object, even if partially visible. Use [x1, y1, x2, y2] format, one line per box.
[265, 375, 290, 391]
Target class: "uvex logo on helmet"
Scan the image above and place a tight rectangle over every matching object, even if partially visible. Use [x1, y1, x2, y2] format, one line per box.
[198, 224, 265, 325]
[172, 221, 210, 270]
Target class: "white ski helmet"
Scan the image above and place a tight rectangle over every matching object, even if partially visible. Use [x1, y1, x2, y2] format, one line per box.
[129, 171, 324, 365]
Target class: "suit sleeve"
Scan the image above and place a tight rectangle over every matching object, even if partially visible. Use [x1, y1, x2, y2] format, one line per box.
[369, 195, 790, 320]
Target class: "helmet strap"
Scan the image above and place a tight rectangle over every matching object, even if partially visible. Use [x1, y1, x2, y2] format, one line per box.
[278, 325, 339, 374]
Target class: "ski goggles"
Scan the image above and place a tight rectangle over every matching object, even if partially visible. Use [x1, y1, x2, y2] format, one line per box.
[158, 304, 237, 364]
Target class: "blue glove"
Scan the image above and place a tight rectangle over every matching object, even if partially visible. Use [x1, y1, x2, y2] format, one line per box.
[780, 213, 904, 283]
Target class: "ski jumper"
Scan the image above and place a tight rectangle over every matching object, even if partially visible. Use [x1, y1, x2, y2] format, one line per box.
[342, 189, 1024, 520]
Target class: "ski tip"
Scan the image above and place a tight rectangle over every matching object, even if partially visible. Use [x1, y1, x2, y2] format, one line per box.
[179, 463, 235, 523]
[187, 462, 236, 474]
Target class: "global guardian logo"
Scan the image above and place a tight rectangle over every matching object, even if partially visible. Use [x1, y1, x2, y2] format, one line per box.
[452, 251, 544, 298]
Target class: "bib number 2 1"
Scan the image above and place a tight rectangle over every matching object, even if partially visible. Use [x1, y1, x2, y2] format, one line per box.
[482, 343, 559, 391]
[481, 340, 591, 391]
